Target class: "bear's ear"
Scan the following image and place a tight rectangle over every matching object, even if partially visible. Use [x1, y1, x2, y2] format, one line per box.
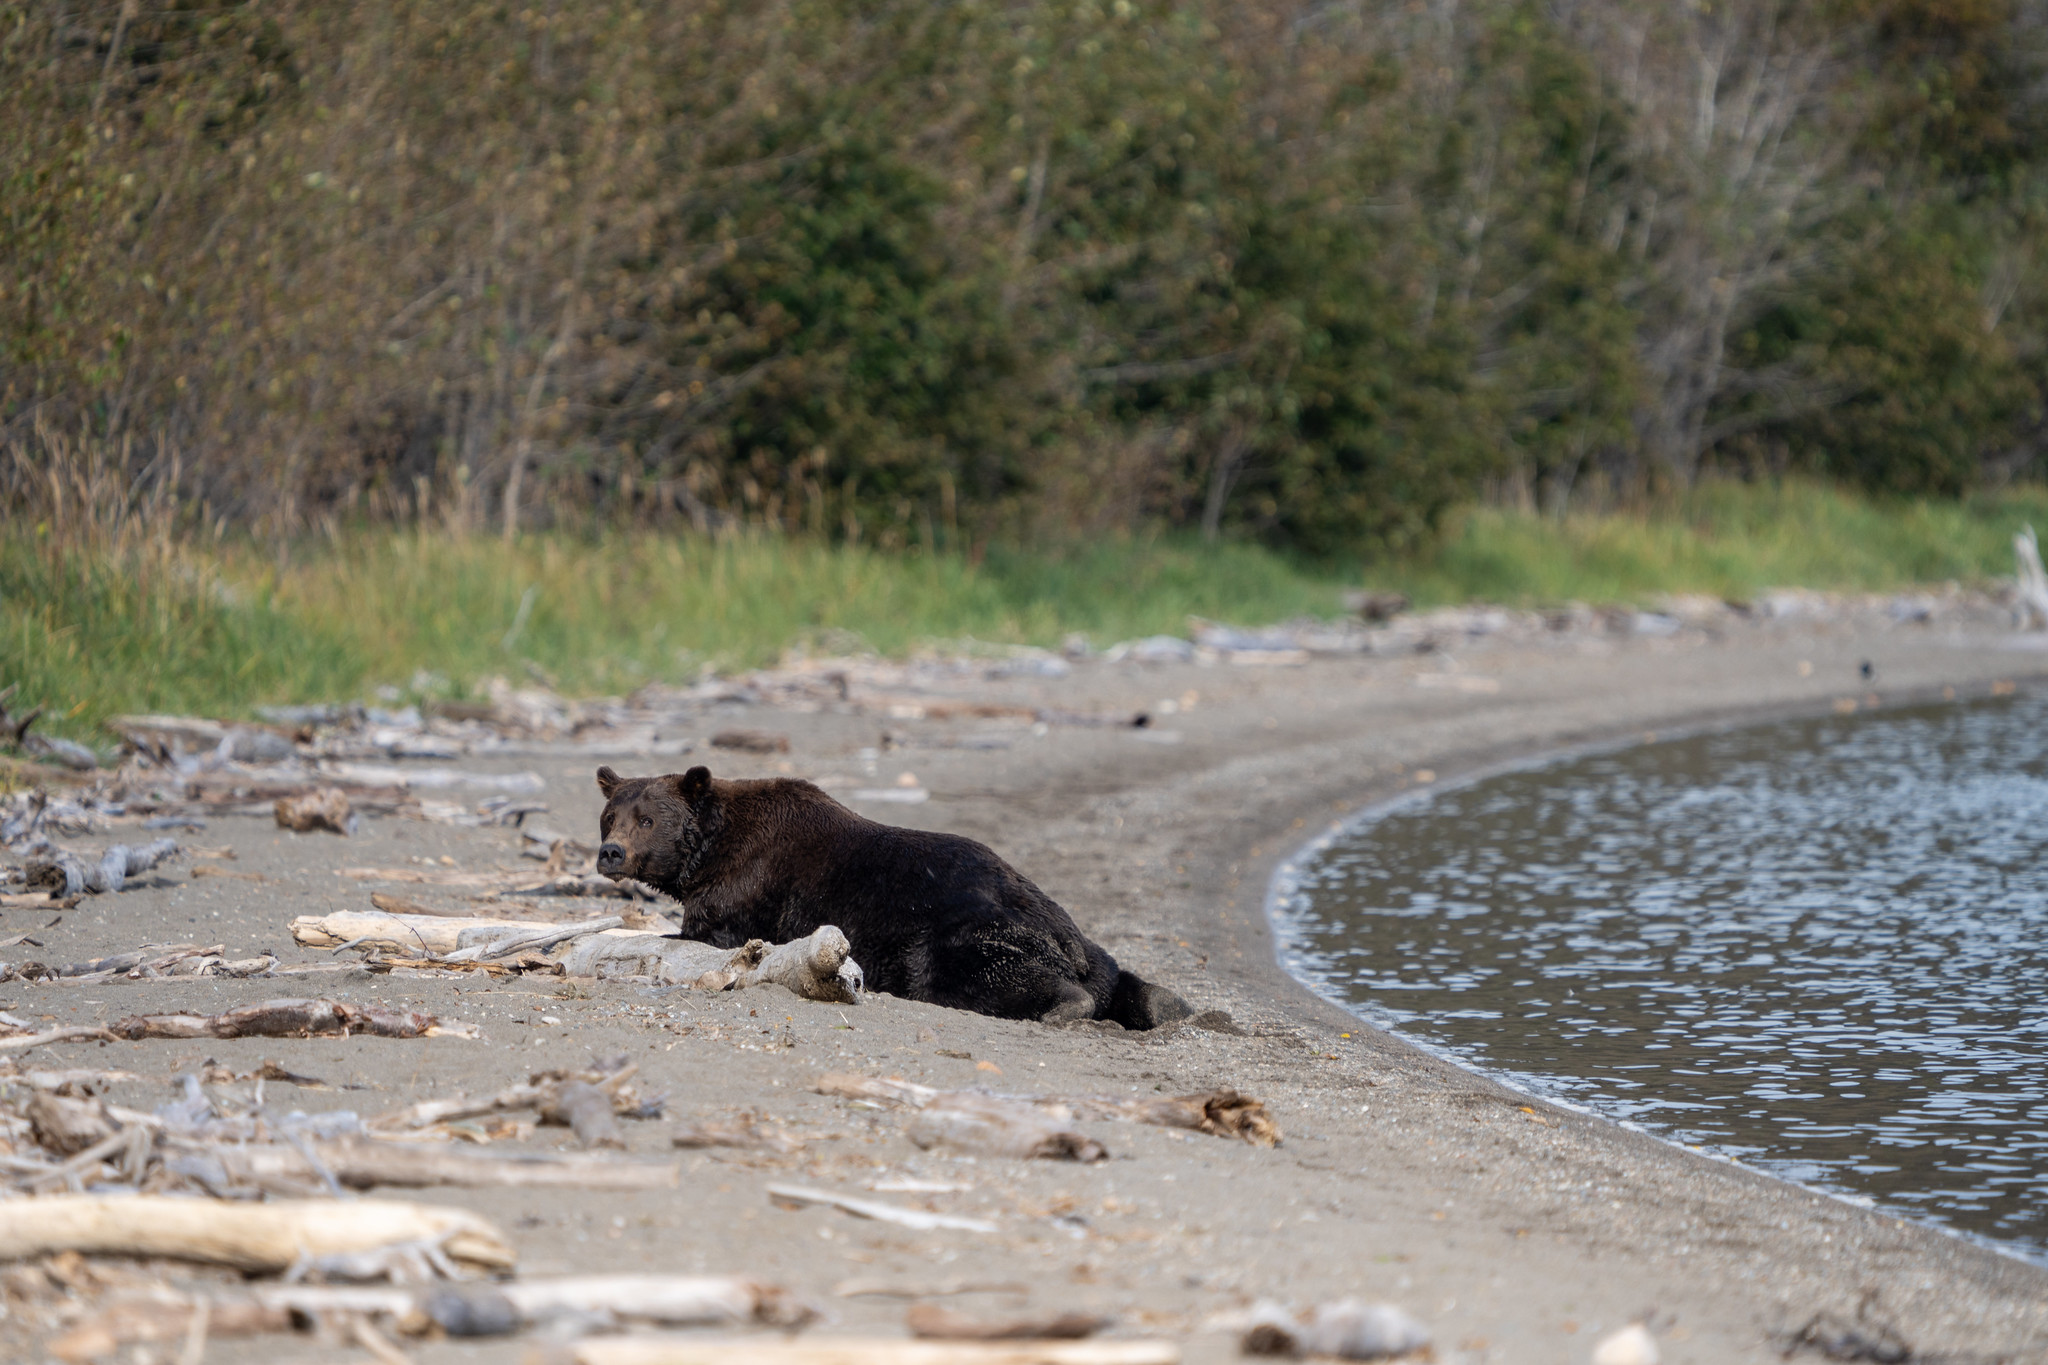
[671, 766, 713, 807]
[596, 765, 623, 798]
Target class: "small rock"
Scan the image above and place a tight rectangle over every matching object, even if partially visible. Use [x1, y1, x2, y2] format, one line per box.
[1591, 1323, 1660, 1365]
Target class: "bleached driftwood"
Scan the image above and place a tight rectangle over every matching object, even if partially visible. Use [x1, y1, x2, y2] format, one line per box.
[446, 916, 625, 962]
[247, 1274, 811, 1335]
[0, 1194, 514, 1273]
[568, 1338, 1180, 1365]
[0, 943, 278, 983]
[906, 1093, 1106, 1163]
[765, 1184, 996, 1233]
[293, 910, 865, 1003]
[171, 1136, 679, 1192]
[0, 1024, 119, 1054]
[23, 838, 180, 896]
[814, 1075, 1280, 1147]
[560, 924, 862, 1002]
[367, 1063, 650, 1132]
[106, 998, 477, 1040]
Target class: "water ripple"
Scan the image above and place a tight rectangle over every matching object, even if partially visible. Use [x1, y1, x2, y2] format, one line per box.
[1274, 694, 2048, 1260]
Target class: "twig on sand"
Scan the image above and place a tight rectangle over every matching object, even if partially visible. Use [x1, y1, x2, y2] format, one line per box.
[765, 1184, 997, 1233]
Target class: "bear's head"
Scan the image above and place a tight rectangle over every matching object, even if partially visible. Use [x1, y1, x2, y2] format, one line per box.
[595, 765, 716, 890]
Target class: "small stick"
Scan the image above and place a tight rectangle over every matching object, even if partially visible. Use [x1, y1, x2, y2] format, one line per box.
[765, 1184, 996, 1233]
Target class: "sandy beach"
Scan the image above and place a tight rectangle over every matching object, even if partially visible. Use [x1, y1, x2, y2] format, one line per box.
[7, 611, 2048, 1364]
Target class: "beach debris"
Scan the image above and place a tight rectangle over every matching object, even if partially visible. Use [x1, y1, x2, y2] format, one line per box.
[814, 1074, 1280, 1147]
[275, 786, 355, 835]
[293, 908, 863, 1001]
[670, 1111, 804, 1153]
[1231, 1298, 1431, 1359]
[766, 1183, 998, 1233]
[105, 998, 477, 1040]
[16, 838, 180, 896]
[366, 1060, 662, 1135]
[711, 729, 791, 754]
[907, 1304, 1110, 1340]
[563, 1338, 1179, 1365]
[1776, 1293, 1912, 1363]
[0, 685, 102, 771]
[906, 1092, 1107, 1162]
[109, 714, 301, 764]
[202, 1274, 816, 1338]
[542, 1078, 627, 1149]
[1591, 1322, 1661, 1365]
[0, 943, 277, 984]
[171, 1137, 680, 1194]
[0, 1194, 514, 1275]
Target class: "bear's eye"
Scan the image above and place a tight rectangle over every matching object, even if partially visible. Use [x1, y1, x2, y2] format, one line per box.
[639, 816, 652, 828]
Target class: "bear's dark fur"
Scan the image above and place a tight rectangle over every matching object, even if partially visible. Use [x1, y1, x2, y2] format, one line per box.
[594, 765, 1191, 1029]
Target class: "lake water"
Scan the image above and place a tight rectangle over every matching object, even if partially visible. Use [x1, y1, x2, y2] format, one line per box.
[1273, 693, 2048, 1261]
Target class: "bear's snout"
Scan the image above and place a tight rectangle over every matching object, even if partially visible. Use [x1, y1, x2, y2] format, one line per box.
[597, 841, 628, 875]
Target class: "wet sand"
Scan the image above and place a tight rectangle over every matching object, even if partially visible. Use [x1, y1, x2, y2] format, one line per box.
[9, 618, 2048, 1364]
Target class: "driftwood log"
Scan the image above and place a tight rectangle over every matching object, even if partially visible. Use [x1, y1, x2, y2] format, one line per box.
[170, 1136, 679, 1193]
[106, 998, 476, 1040]
[289, 910, 865, 1002]
[0, 1194, 514, 1273]
[569, 1338, 1180, 1365]
[23, 838, 180, 896]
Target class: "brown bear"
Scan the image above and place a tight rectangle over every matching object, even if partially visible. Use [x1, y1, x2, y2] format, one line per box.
[594, 765, 1192, 1029]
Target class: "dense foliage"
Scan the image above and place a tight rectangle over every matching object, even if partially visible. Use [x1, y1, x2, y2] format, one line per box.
[4, 0, 2045, 553]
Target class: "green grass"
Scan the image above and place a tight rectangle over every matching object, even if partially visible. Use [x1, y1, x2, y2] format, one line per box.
[1373, 480, 2048, 607]
[6, 478, 2047, 752]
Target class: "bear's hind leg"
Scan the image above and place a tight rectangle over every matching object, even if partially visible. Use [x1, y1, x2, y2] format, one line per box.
[1039, 982, 1096, 1025]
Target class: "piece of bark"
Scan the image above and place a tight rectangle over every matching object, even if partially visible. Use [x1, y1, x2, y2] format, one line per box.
[0, 1195, 515, 1273]
[275, 787, 355, 835]
[107, 998, 476, 1040]
[906, 1094, 1106, 1163]
[1089, 1090, 1280, 1147]
[765, 1184, 996, 1233]
[543, 1079, 627, 1149]
[907, 1305, 1111, 1340]
[670, 1113, 802, 1154]
[26, 1091, 118, 1155]
[568, 1338, 1180, 1365]
[180, 1136, 678, 1192]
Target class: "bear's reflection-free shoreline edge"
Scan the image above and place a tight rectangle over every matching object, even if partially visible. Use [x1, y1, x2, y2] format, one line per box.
[1267, 692, 2048, 1266]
